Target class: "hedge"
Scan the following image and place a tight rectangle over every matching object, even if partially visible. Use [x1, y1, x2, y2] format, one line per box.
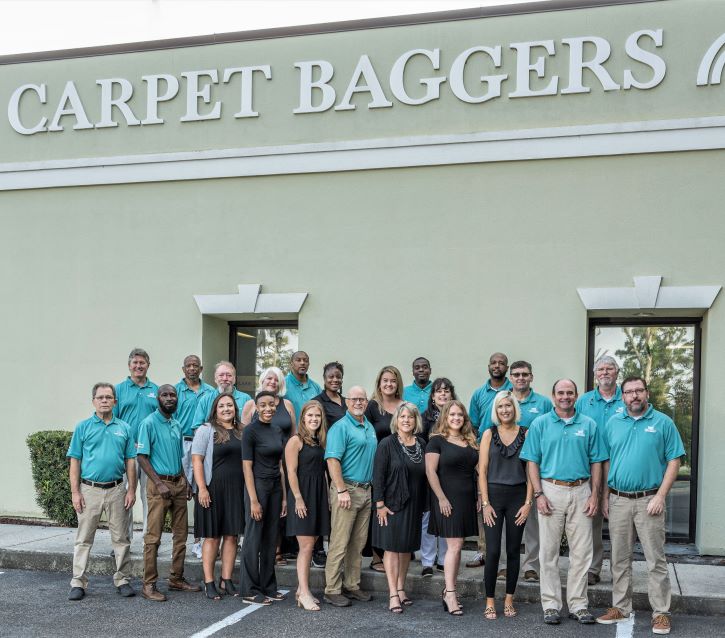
[26, 430, 77, 527]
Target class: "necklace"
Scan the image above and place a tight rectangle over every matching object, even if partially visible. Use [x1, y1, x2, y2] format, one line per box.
[398, 436, 423, 464]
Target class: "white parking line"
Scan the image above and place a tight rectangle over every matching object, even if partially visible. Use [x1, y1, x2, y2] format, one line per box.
[188, 590, 289, 638]
[616, 612, 635, 638]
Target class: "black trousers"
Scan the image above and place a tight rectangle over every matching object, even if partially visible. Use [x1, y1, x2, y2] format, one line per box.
[240, 477, 282, 597]
[483, 482, 527, 597]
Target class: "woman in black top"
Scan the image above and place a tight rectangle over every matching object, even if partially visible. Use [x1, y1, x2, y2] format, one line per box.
[192, 392, 244, 600]
[478, 391, 533, 620]
[240, 391, 287, 605]
[312, 361, 346, 426]
[285, 400, 330, 611]
[425, 400, 479, 616]
[373, 403, 427, 613]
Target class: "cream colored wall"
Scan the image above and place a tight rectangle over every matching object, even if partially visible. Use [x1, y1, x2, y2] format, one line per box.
[2, 149, 724, 550]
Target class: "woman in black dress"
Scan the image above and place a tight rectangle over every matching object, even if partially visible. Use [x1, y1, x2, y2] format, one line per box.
[240, 391, 287, 605]
[312, 361, 346, 426]
[191, 392, 244, 600]
[285, 400, 330, 611]
[425, 399, 479, 616]
[373, 403, 427, 613]
[479, 391, 532, 620]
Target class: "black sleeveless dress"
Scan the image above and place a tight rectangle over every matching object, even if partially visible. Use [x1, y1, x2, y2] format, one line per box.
[285, 441, 330, 536]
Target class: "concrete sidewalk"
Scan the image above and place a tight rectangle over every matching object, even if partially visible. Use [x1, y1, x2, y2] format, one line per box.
[1, 523, 723, 615]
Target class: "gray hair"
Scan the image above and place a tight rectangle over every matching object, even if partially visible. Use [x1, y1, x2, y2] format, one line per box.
[92, 382, 116, 399]
[593, 355, 619, 372]
[128, 348, 150, 364]
[257, 366, 287, 397]
[390, 402, 422, 435]
[214, 360, 236, 373]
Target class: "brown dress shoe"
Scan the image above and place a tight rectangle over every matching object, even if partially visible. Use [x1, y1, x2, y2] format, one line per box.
[168, 577, 202, 592]
[141, 584, 167, 602]
[587, 572, 601, 586]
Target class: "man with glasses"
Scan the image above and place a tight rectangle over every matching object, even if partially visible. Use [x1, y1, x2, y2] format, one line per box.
[597, 377, 684, 636]
[403, 356, 432, 414]
[192, 361, 252, 430]
[323, 386, 378, 607]
[576, 355, 625, 586]
[496, 361, 553, 582]
[67, 383, 137, 601]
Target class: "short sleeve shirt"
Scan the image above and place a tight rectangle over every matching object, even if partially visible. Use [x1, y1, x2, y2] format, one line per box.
[136, 410, 184, 476]
[192, 387, 252, 431]
[284, 373, 322, 420]
[517, 390, 553, 428]
[113, 377, 159, 440]
[173, 379, 216, 437]
[67, 414, 136, 483]
[575, 386, 625, 428]
[403, 382, 432, 415]
[470, 378, 513, 435]
[241, 420, 285, 480]
[324, 412, 378, 483]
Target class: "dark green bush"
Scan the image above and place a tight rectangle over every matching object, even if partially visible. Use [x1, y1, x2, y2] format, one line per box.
[27, 430, 76, 527]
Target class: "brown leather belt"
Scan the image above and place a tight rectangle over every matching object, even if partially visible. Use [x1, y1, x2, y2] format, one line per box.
[610, 487, 658, 499]
[81, 478, 123, 489]
[158, 473, 183, 482]
[543, 478, 588, 487]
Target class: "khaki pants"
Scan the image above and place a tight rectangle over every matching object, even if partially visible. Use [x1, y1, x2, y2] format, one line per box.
[324, 484, 371, 595]
[538, 481, 593, 613]
[608, 493, 671, 618]
[71, 482, 131, 589]
[143, 476, 188, 585]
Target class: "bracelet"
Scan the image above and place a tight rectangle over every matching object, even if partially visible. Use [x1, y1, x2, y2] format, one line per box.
[526, 499, 534, 506]
[481, 500, 489, 508]
[337, 489, 348, 494]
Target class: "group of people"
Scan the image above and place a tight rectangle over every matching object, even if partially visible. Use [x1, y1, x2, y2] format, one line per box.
[66, 348, 683, 635]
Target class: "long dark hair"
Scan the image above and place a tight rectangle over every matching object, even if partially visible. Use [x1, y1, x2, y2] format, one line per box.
[207, 392, 242, 443]
[425, 377, 458, 415]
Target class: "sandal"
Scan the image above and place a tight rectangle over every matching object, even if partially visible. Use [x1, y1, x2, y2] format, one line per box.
[204, 581, 221, 600]
[370, 559, 385, 573]
[297, 593, 321, 611]
[442, 590, 463, 616]
[296, 591, 320, 604]
[484, 606, 497, 620]
[242, 594, 273, 605]
[268, 591, 287, 601]
[504, 604, 517, 618]
[397, 589, 413, 606]
[441, 587, 463, 610]
[219, 578, 240, 597]
[389, 594, 404, 614]
[275, 552, 288, 566]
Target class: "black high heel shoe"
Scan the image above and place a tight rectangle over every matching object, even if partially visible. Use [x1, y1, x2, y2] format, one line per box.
[204, 581, 221, 600]
[219, 578, 240, 597]
[442, 590, 463, 616]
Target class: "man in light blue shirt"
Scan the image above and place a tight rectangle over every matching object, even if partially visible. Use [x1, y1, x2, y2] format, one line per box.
[323, 386, 377, 606]
[284, 351, 322, 420]
[193, 360, 252, 430]
[597, 376, 684, 633]
[470, 352, 513, 437]
[521, 379, 606, 626]
[576, 355, 625, 586]
[403, 356, 432, 414]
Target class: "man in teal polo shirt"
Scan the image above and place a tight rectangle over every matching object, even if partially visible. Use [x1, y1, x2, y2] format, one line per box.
[597, 377, 684, 636]
[137, 385, 200, 601]
[67, 382, 137, 601]
[323, 385, 377, 607]
[114, 347, 158, 541]
[403, 356, 432, 414]
[192, 360, 251, 430]
[576, 354, 625, 585]
[284, 351, 322, 419]
[521, 379, 607, 626]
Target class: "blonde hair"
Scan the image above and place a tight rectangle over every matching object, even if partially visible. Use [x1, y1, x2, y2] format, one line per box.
[431, 399, 478, 449]
[370, 365, 403, 414]
[297, 400, 328, 448]
[390, 402, 422, 435]
[490, 391, 522, 426]
[257, 366, 287, 397]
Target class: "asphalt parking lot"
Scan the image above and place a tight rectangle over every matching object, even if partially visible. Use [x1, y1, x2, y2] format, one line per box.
[1, 568, 722, 638]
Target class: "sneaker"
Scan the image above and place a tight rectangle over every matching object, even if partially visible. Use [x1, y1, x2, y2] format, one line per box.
[523, 570, 539, 582]
[465, 553, 485, 568]
[421, 566, 433, 578]
[311, 551, 327, 568]
[342, 587, 372, 602]
[324, 592, 352, 607]
[68, 587, 85, 601]
[588, 572, 601, 586]
[597, 607, 628, 624]
[192, 541, 202, 559]
[497, 569, 507, 581]
[544, 608, 560, 624]
[116, 583, 136, 597]
[569, 608, 596, 624]
[435, 563, 445, 572]
[652, 614, 671, 635]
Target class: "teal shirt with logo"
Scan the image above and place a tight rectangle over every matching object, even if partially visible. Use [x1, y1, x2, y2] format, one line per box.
[517, 389, 553, 428]
[471, 378, 513, 435]
[113, 377, 159, 440]
[136, 409, 183, 476]
[520, 410, 607, 482]
[324, 411, 377, 484]
[192, 387, 252, 430]
[284, 373, 322, 420]
[403, 381, 432, 415]
[67, 414, 136, 483]
[603, 405, 685, 492]
[575, 386, 625, 428]
[174, 378, 216, 437]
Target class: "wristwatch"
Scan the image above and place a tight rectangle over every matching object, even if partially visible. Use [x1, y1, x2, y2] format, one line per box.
[533, 491, 544, 499]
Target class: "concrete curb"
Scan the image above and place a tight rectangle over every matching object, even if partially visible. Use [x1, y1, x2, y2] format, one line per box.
[2, 548, 722, 616]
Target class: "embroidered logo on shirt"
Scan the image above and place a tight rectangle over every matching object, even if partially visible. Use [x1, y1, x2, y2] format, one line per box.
[148, 392, 157, 398]
[616, 407, 624, 413]
[644, 426, 657, 433]
[575, 429, 586, 437]
[529, 407, 539, 413]
[113, 430, 125, 437]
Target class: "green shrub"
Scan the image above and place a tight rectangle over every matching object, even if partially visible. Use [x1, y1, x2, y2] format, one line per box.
[26, 430, 76, 527]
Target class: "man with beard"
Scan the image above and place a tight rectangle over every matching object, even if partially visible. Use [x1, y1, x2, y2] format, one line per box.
[597, 377, 683, 636]
[137, 385, 201, 601]
[403, 356, 433, 414]
[193, 361, 252, 430]
[576, 355, 625, 586]
[285, 351, 322, 420]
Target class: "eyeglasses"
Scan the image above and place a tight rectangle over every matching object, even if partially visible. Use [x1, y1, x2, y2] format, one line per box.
[348, 397, 367, 403]
[622, 388, 647, 396]
[93, 395, 115, 401]
[510, 372, 531, 378]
